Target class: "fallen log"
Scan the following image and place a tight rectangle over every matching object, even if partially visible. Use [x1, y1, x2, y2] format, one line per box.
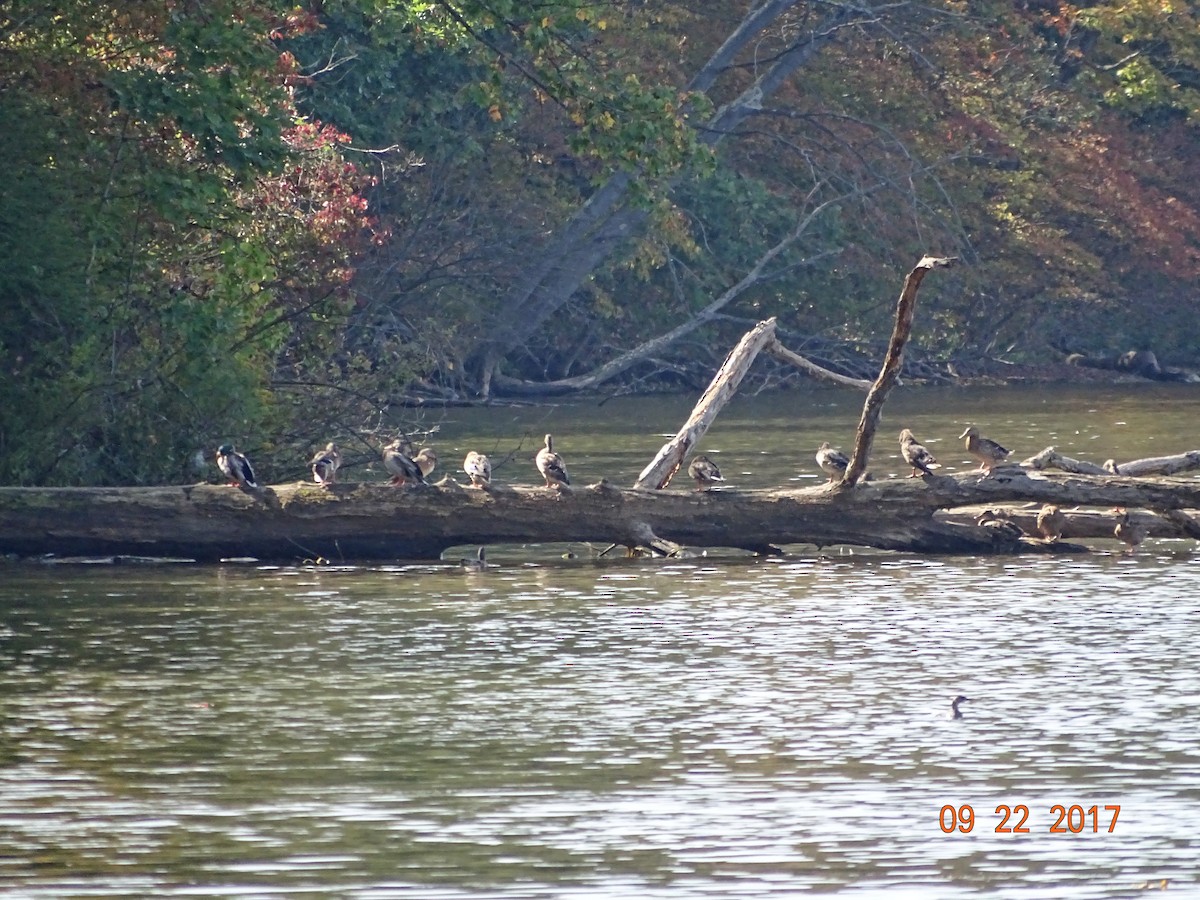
[1021, 446, 1200, 477]
[4, 469, 1200, 562]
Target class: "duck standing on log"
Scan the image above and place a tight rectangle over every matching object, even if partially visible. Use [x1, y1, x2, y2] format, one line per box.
[1036, 504, 1066, 542]
[687, 455, 723, 491]
[899, 429, 940, 477]
[959, 425, 1011, 472]
[310, 442, 341, 486]
[382, 439, 424, 487]
[216, 444, 259, 490]
[463, 451, 492, 488]
[1113, 508, 1147, 553]
[413, 447, 438, 480]
[815, 442, 850, 483]
[536, 434, 570, 490]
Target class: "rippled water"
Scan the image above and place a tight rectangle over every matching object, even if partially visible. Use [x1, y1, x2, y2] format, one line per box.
[2, 385, 1199, 897]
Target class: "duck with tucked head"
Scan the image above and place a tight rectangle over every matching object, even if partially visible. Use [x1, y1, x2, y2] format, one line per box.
[816, 442, 850, 483]
[899, 429, 940, 477]
[1036, 504, 1066, 542]
[216, 444, 259, 490]
[536, 434, 570, 490]
[687, 454, 723, 491]
[959, 425, 1011, 472]
[413, 447, 437, 479]
[382, 439, 423, 487]
[309, 442, 341, 487]
[463, 451, 491, 488]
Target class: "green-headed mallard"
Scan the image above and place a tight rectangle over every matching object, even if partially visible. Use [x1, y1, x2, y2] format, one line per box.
[463, 451, 491, 488]
[816, 442, 850, 483]
[899, 429, 940, 477]
[959, 425, 1011, 471]
[535, 434, 570, 489]
[950, 695, 970, 720]
[413, 447, 437, 479]
[382, 439, 423, 487]
[310, 442, 341, 486]
[1113, 507, 1147, 552]
[216, 444, 258, 489]
[686, 454, 723, 491]
[1036, 504, 1066, 542]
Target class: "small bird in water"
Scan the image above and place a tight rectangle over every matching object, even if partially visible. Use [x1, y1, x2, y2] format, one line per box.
[950, 695, 970, 719]
[687, 454, 723, 491]
[959, 425, 1011, 472]
[309, 442, 341, 486]
[463, 451, 491, 488]
[382, 439, 423, 487]
[460, 546, 488, 571]
[216, 444, 259, 489]
[536, 434, 570, 490]
[899, 429, 940, 477]
[1112, 507, 1147, 553]
[1036, 504, 1066, 542]
[815, 441, 850, 483]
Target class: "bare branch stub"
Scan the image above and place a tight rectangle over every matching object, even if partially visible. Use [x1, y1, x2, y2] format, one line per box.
[840, 256, 957, 488]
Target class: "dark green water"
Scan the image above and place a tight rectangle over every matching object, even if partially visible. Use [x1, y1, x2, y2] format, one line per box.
[2, 384, 1198, 897]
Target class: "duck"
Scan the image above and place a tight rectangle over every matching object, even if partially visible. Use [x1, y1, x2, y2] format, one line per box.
[460, 546, 488, 571]
[1113, 507, 1147, 552]
[382, 439, 423, 487]
[463, 451, 492, 488]
[413, 447, 437, 479]
[1036, 504, 1066, 542]
[975, 508, 1024, 539]
[950, 695, 971, 720]
[216, 444, 259, 489]
[959, 425, 1011, 471]
[687, 454, 723, 491]
[815, 441, 850, 483]
[309, 442, 341, 486]
[535, 434, 570, 490]
[899, 429, 940, 477]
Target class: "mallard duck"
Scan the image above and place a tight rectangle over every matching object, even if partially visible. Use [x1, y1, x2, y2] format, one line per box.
[535, 434, 570, 489]
[899, 429, 940, 477]
[463, 451, 491, 488]
[413, 447, 437, 479]
[950, 695, 970, 720]
[815, 441, 850, 483]
[216, 444, 258, 489]
[1036, 504, 1066, 542]
[975, 508, 1024, 540]
[382, 439, 423, 487]
[959, 425, 1011, 471]
[309, 442, 341, 486]
[1113, 507, 1147, 552]
[687, 454, 723, 491]
[460, 546, 488, 571]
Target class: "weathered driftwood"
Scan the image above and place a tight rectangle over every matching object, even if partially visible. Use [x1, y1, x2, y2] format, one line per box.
[5, 469, 1200, 562]
[1022, 446, 1200, 477]
[843, 256, 955, 486]
[635, 318, 779, 489]
[940, 505, 1200, 541]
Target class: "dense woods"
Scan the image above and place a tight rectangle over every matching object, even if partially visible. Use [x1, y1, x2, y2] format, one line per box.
[3, 1, 1199, 486]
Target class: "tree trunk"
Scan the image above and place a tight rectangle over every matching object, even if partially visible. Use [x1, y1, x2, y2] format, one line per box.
[4, 469, 1199, 563]
[481, 3, 854, 387]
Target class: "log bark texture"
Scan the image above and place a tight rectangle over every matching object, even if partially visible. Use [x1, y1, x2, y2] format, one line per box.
[5, 469, 1200, 562]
